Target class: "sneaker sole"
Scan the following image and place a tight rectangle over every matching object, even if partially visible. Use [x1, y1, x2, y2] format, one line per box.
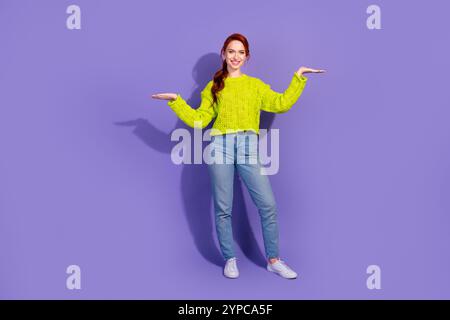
[267, 265, 297, 279]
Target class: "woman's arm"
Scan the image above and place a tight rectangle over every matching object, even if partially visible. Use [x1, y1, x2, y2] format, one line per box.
[259, 67, 325, 114]
[259, 72, 308, 114]
[152, 82, 217, 128]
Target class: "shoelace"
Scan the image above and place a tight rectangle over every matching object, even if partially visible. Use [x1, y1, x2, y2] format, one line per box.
[275, 259, 293, 272]
[226, 258, 237, 270]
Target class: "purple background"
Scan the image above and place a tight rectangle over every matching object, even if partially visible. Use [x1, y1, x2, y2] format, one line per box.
[1, 0, 449, 299]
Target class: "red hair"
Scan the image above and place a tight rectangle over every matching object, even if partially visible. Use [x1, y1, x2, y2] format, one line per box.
[211, 33, 250, 104]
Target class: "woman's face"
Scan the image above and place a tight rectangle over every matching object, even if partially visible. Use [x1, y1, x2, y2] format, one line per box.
[222, 40, 247, 71]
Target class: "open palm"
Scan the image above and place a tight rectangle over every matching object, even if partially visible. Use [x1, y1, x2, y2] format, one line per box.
[151, 93, 178, 101]
[297, 66, 326, 75]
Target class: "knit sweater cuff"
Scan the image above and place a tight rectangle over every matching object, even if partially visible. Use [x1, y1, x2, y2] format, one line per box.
[293, 72, 308, 83]
[167, 94, 181, 107]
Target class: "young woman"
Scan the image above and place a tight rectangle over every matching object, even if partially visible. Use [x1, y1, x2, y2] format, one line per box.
[152, 33, 325, 279]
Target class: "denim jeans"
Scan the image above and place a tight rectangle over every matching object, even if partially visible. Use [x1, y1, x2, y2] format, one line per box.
[207, 130, 279, 261]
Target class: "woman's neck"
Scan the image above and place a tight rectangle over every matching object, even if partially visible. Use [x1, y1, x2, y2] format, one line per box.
[227, 69, 243, 78]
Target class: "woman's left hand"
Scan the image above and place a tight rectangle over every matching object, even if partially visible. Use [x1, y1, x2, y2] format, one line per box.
[296, 67, 326, 76]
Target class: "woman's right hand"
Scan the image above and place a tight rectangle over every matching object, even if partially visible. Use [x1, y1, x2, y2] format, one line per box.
[151, 93, 178, 101]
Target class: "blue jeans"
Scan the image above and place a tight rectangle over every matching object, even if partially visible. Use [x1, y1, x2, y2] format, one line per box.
[207, 131, 279, 261]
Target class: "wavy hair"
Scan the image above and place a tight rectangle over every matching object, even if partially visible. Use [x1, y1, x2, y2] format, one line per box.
[211, 33, 250, 104]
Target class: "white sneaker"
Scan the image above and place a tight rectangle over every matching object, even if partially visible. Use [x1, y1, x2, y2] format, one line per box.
[267, 259, 298, 279]
[224, 258, 239, 279]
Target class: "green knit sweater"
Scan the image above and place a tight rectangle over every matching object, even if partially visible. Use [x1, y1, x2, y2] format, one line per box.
[167, 72, 308, 136]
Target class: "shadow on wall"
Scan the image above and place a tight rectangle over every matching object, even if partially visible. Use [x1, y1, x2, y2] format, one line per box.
[116, 53, 276, 268]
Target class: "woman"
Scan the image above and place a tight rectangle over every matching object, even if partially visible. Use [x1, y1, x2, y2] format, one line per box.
[152, 33, 325, 279]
